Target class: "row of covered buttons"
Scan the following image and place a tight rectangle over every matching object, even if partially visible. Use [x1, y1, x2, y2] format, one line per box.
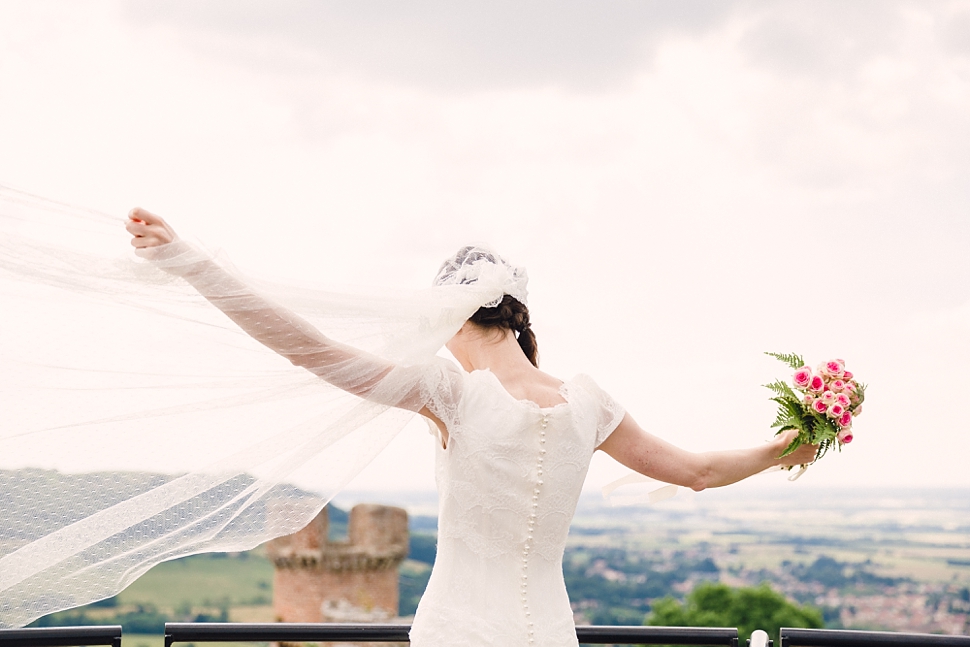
[521, 413, 549, 644]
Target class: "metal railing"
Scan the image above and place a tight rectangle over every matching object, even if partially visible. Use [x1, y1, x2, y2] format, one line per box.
[163, 622, 740, 646]
[780, 628, 970, 647]
[7, 623, 967, 647]
[0, 625, 122, 647]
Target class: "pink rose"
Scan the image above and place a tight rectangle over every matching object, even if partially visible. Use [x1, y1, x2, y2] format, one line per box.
[821, 390, 836, 405]
[838, 428, 853, 444]
[852, 404, 863, 417]
[839, 411, 853, 427]
[828, 404, 845, 418]
[842, 382, 856, 393]
[843, 370, 854, 380]
[820, 360, 845, 379]
[830, 379, 845, 392]
[793, 367, 813, 389]
[808, 375, 825, 392]
[836, 393, 851, 408]
[803, 393, 814, 405]
[812, 399, 828, 414]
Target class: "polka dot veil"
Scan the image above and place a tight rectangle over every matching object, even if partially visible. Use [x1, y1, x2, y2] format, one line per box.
[0, 186, 517, 627]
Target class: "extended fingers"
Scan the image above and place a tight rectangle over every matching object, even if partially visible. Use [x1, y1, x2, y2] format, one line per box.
[125, 219, 147, 235]
[128, 207, 162, 225]
[126, 219, 166, 239]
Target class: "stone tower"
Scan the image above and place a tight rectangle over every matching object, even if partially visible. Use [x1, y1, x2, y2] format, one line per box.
[267, 504, 409, 626]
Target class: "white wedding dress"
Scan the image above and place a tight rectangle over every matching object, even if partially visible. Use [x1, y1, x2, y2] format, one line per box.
[411, 367, 625, 647]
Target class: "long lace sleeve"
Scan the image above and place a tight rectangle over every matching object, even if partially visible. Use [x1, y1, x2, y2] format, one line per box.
[141, 239, 432, 412]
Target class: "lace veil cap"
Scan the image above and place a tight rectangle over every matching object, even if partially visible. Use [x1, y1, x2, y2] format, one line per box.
[432, 245, 528, 308]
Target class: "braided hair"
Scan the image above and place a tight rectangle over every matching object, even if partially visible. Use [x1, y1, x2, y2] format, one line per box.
[469, 294, 539, 367]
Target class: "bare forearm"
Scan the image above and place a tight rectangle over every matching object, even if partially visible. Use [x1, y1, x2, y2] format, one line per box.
[691, 443, 781, 491]
[599, 414, 815, 492]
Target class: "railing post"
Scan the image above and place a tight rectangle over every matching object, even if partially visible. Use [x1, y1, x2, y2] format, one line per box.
[0, 625, 123, 647]
[750, 629, 771, 647]
[780, 627, 970, 647]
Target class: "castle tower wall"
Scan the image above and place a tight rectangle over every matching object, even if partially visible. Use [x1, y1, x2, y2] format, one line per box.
[267, 503, 409, 629]
[272, 567, 402, 623]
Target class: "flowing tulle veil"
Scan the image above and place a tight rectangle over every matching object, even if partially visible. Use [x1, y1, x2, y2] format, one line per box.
[0, 185, 513, 627]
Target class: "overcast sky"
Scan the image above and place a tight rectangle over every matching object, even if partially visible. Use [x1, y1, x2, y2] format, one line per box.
[1, 1, 969, 494]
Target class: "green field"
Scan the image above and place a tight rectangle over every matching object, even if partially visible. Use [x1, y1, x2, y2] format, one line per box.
[118, 552, 274, 609]
[31, 552, 277, 637]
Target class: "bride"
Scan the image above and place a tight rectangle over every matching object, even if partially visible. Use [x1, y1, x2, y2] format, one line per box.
[122, 208, 817, 647]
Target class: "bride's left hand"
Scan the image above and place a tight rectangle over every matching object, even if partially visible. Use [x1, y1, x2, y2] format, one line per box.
[125, 207, 178, 251]
[773, 428, 819, 467]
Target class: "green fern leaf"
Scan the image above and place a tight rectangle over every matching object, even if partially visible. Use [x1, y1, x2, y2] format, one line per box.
[764, 380, 800, 403]
[769, 396, 808, 433]
[770, 408, 794, 429]
[765, 351, 806, 370]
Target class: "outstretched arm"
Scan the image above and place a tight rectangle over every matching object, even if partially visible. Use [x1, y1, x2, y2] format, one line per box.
[125, 208, 445, 428]
[597, 412, 817, 492]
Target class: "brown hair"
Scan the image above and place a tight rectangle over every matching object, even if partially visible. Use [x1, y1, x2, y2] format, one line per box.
[469, 295, 539, 367]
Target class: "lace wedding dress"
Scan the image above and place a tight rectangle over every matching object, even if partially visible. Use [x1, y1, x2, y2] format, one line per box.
[412, 368, 625, 647]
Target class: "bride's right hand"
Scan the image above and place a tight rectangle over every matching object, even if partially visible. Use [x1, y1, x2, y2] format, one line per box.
[773, 428, 819, 467]
[126, 207, 178, 251]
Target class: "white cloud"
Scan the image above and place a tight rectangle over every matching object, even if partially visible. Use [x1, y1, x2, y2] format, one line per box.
[1, 0, 968, 490]
[121, 0, 737, 92]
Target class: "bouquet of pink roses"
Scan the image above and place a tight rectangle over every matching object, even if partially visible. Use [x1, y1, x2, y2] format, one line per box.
[765, 352, 865, 463]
